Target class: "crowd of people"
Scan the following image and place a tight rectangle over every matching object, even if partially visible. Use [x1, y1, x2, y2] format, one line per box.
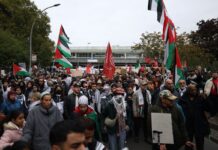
[0, 65, 217, 150]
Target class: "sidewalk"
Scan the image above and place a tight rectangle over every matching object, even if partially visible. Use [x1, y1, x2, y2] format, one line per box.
[208, 115, 218, 144]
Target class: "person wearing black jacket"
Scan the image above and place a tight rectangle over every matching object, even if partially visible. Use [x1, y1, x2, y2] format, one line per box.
[179, 84, 210, 150]
[63, 83, 82, 120]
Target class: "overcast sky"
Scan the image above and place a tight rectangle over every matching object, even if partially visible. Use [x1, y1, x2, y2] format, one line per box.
[32, 0, 218, 46]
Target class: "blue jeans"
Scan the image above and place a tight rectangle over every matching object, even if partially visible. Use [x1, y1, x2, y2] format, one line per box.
[108, 130, 126, 150]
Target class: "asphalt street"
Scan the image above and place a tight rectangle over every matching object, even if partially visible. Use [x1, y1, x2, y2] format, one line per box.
[126, 137, 218, 150]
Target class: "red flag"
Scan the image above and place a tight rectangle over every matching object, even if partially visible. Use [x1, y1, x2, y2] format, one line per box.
[65, 68, 71, 74]
[103, 43, 115, 79]
[13, 64, 21, 76]
[54, 62, 62, 68]
[144, 57, 151, 64]
[128, 64, 132, 72]
[86, 64, 92, 74]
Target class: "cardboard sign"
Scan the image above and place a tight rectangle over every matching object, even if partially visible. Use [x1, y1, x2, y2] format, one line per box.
[71, 70, 83, 77]
[115, 68, 121, 74]
[151, 113, 174, 144]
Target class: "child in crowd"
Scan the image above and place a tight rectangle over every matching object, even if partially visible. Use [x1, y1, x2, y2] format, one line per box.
[0, 111, 25, 150]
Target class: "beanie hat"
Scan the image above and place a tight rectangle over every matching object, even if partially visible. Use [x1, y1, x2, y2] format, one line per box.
[40, 91, 51, 100]
[78, 95, 88, 105]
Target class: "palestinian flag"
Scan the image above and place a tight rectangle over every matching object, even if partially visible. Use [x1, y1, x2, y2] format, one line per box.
[134, 60, 141, 73]
[55, 48, 72, 68]
[57, 39, 71, 58]
[13, 64, 29, 76]
[148, 0, 166, 24]
[175, 48, 184, 87]
[59, 25, 70, 44]
[163, 19, 176, 70]
[163, 15, 176, 42]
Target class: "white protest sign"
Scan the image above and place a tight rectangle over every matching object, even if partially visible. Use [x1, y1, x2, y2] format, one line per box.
[151, 113, 174, 144]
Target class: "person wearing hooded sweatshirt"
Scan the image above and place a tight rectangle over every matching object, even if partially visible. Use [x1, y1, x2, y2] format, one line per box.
[21, 92, 63, 150]
[0, 110, 25, 150]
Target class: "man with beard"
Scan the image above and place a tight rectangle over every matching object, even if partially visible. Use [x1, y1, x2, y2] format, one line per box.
[81, 118, 105, 150]
[63, 83, 82, 120]
[132, 80, 151, 143]
[50, 120, 86, 150]
[38, 77, 51, 93]
[88, 82, 100, 113]
[177, 80, 187, 97]
[179, 84, 210, 150]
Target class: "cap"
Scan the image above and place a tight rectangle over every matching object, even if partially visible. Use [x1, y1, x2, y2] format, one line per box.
[78, 95, 88, 105]
[103, 84, 110, 90]
[73, 82, 80, 87]
[159, 90, 177, 101]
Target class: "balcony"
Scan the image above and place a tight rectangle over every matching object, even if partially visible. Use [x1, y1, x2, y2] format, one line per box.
[68, 57, 144, 65]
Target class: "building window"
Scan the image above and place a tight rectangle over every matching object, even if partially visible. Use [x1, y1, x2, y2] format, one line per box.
[93, 53, 105, 58]
[113, 53, 125, 58]
[126, 53, 140, 58]
[77, 53, 91, 58]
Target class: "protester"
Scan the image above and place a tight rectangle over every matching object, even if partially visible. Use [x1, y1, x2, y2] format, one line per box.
[81, 117, 105, 150]
[1, 91, 22, 117]
[103, 87, 128, 150]
[50, 120, 86, 150]
[74, 95, 101, 140]
[64, 83, 82, 119]
[38, 77, 51, 93]
[132, 80, 151, 142]
[179, 84, 210, 150]
[27, 92, 41, 112]
[88, 82, 100, 112]
[176, 79, 187, 97]
[125, 84, 134, 137]
[52, 85, 65, 114]
[204, 72, 218, 116]
[161, 79, 180, 97]
[0, 111, 25, 150]
[15, 87, 28, 116]
[148, 90, 194, 150]
[21, 92, 63, 150]
[1, 80, 11, 101]
[24, 80, 34, 100]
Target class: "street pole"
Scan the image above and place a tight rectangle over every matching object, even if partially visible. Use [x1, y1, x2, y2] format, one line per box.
[29, 3, 60, 72]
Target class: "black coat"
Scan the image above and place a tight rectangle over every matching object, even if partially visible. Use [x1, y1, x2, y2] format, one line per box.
[63, 92, 81, 119]
[179, 93, 210, 137]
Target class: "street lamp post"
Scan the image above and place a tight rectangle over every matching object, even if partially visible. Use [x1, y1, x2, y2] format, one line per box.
[29, 4, 60, 72]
